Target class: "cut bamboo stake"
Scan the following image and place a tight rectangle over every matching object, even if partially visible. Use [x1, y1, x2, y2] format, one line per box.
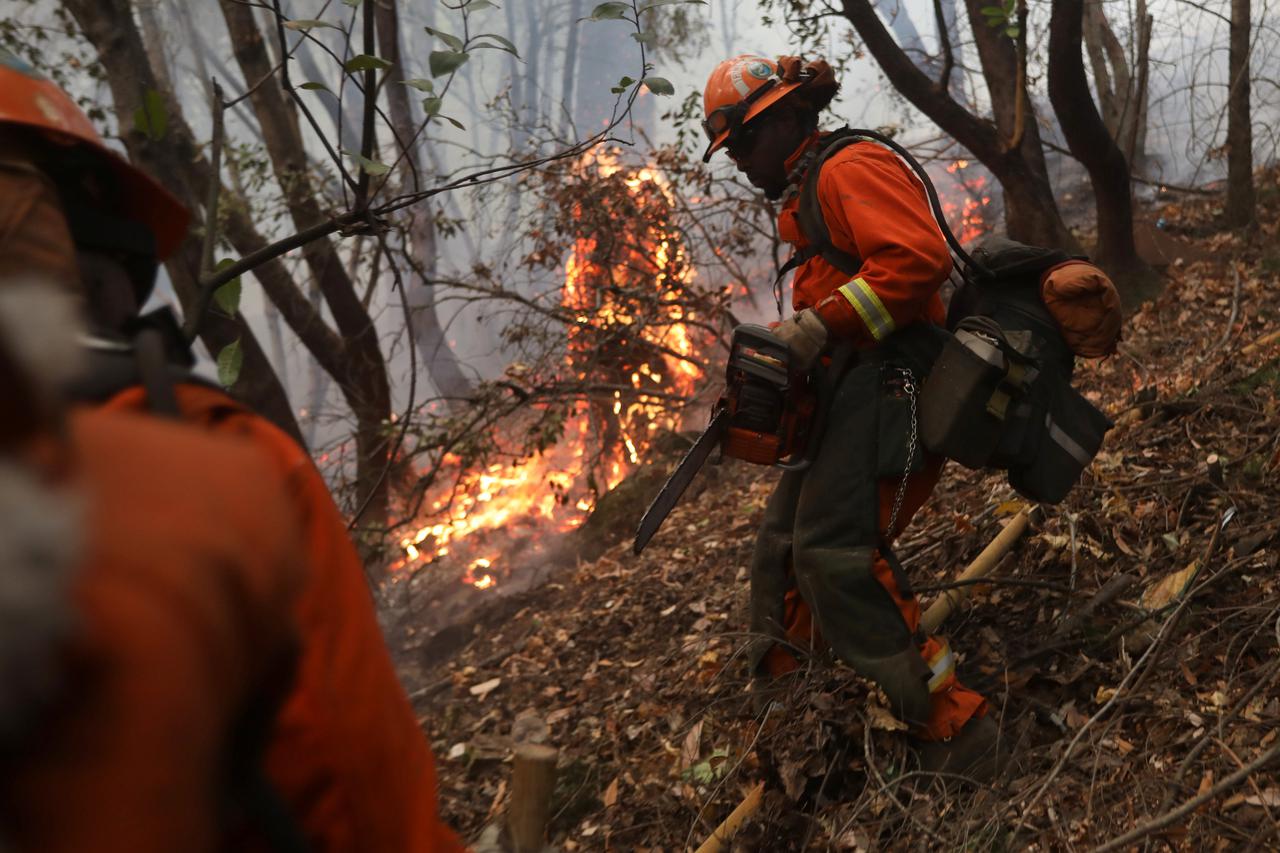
[921, 508, 1032, 634]
[694, 781, 765, 853]
[505, 743, 558, 853]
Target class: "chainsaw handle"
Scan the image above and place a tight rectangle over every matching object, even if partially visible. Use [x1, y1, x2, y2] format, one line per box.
[774, 343, 855, 471]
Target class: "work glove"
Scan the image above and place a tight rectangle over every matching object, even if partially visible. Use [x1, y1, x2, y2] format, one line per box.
[771, 308, 830, 372]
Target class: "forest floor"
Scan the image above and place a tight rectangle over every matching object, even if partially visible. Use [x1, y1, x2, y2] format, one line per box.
[412, 175, 1280, 851]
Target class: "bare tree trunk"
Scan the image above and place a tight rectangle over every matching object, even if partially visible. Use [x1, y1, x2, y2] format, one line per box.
[1049, 0, 1158, 301]
[63, 0, 304, 444]
[1082, 0, 1150, 169]
[219, 0, 392, 527]
[560, 0, 584, 136]
[1126, 6, 1152, 168]
[1225, 0, 1256, 227]
[838, 0, 1079, 250]
[374, 0, 475, 407]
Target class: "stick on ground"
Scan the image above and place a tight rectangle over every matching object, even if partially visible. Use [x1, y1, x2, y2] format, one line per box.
[921, 509, 1032, 634]
[694, 781, 765, 853]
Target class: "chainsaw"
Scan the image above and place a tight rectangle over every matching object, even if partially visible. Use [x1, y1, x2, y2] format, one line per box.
[633, 324, 842, 555]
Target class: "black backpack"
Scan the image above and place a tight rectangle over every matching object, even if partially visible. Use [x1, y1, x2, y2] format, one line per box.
[789, 128, 1113, 504]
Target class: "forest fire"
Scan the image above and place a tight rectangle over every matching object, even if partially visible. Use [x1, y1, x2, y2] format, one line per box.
[392, 150, 713, 588]
[942, 159, 994, 244]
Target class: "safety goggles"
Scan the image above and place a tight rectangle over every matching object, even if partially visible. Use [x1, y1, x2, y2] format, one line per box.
[701, 76, 780, 148]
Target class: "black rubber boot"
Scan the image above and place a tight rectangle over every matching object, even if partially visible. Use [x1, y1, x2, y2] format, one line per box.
[914, 715, 1005, 784]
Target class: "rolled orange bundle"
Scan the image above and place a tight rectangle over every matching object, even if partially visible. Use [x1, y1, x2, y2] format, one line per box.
[1040, 259, 1122, 358]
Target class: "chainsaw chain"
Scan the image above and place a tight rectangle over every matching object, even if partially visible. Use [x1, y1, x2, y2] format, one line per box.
[886, 367, 918, 538]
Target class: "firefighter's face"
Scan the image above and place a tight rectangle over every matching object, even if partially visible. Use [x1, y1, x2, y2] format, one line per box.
[726, 108, 807, 200]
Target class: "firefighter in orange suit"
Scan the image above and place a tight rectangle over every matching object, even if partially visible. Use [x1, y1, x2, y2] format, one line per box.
[0, 48, 465, 849]
[0, 280, 307, 852]
[700, 54, 999, 776]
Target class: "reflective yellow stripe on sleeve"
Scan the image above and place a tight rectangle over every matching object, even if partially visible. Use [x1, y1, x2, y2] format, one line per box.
[926, 640, 956, 693]
[837, 277, 895, 341]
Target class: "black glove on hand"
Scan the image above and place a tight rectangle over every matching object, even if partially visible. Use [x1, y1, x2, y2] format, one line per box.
[772, 308, 830, 371]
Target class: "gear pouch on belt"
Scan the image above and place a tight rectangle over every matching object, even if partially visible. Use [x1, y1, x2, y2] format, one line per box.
[1005, 371, 1113, 504]
[918, 318, 1030, 470]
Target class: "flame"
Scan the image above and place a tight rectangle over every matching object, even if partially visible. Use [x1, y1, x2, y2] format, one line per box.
[392, 148, 709, 589]
[939, 159, 994, 245]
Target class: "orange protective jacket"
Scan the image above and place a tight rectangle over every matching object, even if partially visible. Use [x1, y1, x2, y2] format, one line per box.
[779, 134, 951, 344]
[2, 407, 305, 853]
[101, 383, 464, 853]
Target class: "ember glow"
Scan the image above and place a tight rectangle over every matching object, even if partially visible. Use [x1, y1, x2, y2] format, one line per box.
[392, 150, 710, 588]
[942, 159, 994, 244]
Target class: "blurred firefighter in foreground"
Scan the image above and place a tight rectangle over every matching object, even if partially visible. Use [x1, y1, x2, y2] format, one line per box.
[0, 49, 464, 850]
[700, 55, 998, 776]
[0, 280, 310, 852]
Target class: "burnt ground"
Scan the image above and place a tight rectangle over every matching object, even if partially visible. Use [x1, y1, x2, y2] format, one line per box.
[406, 176, 1280, 851]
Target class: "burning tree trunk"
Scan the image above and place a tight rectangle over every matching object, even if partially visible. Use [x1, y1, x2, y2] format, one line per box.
[1225, 0, 1256, 228]
[62, 0, 304, 444]
[837, 0, 1080, 251]
[1048, 0, 1159, 303]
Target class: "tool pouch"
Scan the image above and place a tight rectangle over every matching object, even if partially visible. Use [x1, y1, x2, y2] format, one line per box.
[1001, 370, 1114, 504]
[921, 288, 1114, 504]
[918, 317, 1030, 470]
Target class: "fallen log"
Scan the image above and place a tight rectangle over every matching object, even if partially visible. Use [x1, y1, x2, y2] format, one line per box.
[921, 508, 1032, 634]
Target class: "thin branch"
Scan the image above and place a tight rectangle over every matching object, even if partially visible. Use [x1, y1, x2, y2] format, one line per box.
[185, 78, 227, 340]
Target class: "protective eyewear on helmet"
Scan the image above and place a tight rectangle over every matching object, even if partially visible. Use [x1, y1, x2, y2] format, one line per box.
[701, 76, 779, 145]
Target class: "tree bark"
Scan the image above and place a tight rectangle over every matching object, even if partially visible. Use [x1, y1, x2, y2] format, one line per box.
[374, 0, 475, 406]
[63, 0, 304, 444]
[218, 0, 391, 526]
[1225, 0, 1256, 227]
[1048, 0, 1158, 302]
[838, 0, 1079, 251]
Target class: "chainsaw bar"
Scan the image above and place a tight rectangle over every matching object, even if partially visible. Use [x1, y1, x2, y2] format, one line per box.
[632, 408, 730, 555]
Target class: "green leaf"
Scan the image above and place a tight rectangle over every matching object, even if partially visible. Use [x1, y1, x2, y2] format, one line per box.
[641, 75, 674, 96]
[979, 5, 1006, 14]
[464, 0, 497, 9]
[423, 26, 466, 52]
[639, 0, 706, 12]
[343, 54, 392, 73]
[300, 81, 332, 93]
[212, 259, 241, 316]
[214, 278, 241, 316]
[346, 150, 391, 176]
[443, 115, 466, 130]
[421, 96, 443, 116]
[342, 0, 362, 6]
[586, 1, 630, 20]
[1004, 25, 1020, 36]
[402, 77, 435, 93]
[472, 32, 519, 55]
[216, 339, 243, 388]
[132, 89, 167, 142]
[631, 30, 657, 45]
[429, 50, 470, 77]
[283, 18, 338, 30]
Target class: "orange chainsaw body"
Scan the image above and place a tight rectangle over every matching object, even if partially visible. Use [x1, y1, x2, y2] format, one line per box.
[720, 325, 816, 467]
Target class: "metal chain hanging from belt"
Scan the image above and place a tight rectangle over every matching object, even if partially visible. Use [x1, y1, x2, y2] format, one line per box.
[886, 367, 919, 538]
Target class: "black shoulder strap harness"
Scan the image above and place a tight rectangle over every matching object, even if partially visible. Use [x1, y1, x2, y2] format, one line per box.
[775, 127, 984, 314]
[67, 307, 210, 416]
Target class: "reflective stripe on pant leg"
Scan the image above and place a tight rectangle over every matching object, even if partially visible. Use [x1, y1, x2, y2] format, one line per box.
[873, 456, 990, 741]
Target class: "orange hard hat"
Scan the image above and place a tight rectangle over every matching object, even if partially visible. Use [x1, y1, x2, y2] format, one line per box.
[701, 55, 838, 162]
[0, 49, 190, 260]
